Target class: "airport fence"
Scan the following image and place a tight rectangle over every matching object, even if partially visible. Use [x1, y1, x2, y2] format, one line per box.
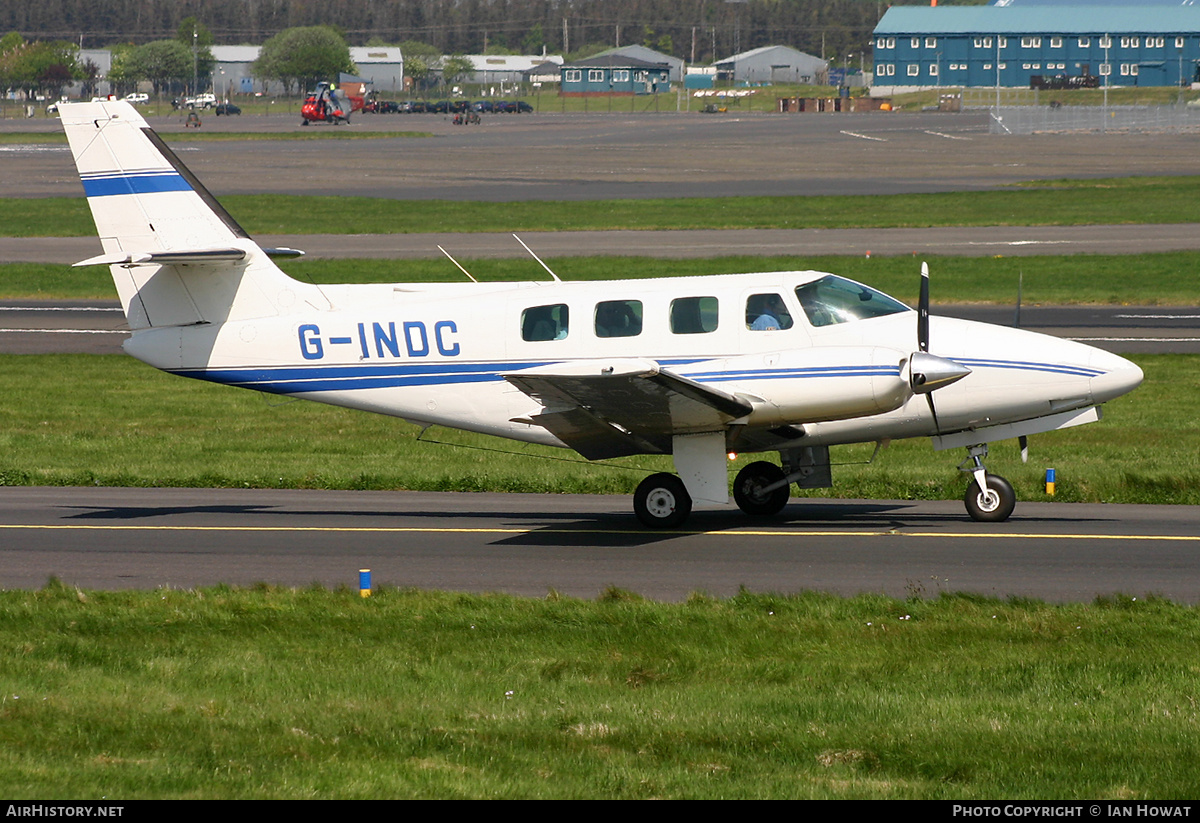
[985, 104, 1200, 134]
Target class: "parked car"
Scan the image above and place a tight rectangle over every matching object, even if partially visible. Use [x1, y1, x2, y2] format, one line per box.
[214, 103, 241, 116]
[182, 93, 217, 109]
[122, 93, 149, 104]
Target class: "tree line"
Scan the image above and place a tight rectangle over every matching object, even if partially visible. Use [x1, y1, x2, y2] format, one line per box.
[0, 0, 988, 68]
[1, 21, 355, 99]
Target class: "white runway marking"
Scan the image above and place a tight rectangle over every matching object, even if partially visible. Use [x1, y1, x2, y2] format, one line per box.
[840, 130, 887, 141]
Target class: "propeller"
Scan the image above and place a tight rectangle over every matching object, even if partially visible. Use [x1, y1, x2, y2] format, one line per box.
[908, 262, 971, 434]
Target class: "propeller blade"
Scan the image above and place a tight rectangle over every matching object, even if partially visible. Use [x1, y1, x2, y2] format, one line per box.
[1019, 435, 1029, 463]
[1014, 271, 1023, 329]
[918, 262, 930, 353]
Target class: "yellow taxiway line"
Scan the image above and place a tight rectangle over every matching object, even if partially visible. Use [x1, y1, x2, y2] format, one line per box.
[2, 524, 1199, 541]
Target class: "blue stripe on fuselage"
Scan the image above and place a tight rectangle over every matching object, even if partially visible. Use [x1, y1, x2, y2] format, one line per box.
[166, 356, 1102, 397]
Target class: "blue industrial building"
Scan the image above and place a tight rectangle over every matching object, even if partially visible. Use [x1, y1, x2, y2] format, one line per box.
[871, 5, 1200, 92]
[559, 54, 672, 96]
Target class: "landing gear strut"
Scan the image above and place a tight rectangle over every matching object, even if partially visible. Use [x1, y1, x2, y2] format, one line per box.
[960, 444, 1016, 522]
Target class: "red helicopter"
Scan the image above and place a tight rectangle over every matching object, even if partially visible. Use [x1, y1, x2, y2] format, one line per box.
[300, 82, 363, 125]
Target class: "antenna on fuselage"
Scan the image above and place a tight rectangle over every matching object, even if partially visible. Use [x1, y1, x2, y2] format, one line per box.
[437, 245, 478, 283]
[512, 233, 561, 282]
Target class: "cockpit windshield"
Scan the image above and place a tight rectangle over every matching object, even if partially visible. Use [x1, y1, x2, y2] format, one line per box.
[794, 275, 911, 328]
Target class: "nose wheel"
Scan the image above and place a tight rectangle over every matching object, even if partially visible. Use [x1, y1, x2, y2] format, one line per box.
[964, 473, 1016, 522]
[960, 445, 1016, 522]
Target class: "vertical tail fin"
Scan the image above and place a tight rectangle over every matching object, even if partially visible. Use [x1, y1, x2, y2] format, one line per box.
[60, 100, 306, 329]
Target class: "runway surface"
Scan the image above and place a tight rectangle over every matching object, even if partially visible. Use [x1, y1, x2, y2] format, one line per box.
[10, 222, 1200, 265]
[3, 300, 1194, 354]
[10, 110, 1200, 200]
[3, 486, 1197, 603]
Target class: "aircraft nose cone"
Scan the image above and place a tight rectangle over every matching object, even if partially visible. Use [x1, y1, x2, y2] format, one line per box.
[1089, 349, 1143, 404]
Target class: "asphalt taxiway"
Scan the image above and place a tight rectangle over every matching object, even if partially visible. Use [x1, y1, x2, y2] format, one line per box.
[2, 487, 1197, 602]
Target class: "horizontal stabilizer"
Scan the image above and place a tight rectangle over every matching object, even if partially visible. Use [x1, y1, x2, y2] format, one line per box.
[263, 247, 306, 259]
[73, 248, 247, 268]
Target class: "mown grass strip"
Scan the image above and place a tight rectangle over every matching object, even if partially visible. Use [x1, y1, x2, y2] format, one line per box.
[0, 354, 1193, 505]
[4, 175, 1199, 236]
[1, 583, 1199, 798]
[5, 250, 1197, 304]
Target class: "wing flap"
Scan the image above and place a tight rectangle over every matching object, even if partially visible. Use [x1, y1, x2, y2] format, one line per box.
[506, 361, 753, 459]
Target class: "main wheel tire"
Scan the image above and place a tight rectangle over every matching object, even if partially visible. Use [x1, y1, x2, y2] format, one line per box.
[733, 461, 790, 516]
[634, 473, 692, 529]
[964, 474, 1016, 522]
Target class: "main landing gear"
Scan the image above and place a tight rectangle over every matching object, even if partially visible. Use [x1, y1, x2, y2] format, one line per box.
[960, 444, 1016, 522]
[634, 447, 831, 528]
[732, 461, 790, 516]
[633, 473, 692, 528]
[632, 460, 795, 528]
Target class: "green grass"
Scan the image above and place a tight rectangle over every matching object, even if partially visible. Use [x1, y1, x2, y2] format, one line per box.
[2, 583, 1199, 798]
[5, 175, 1200, 237]
[0, 353, 1192, 505]
[5, 250, 1197, 304]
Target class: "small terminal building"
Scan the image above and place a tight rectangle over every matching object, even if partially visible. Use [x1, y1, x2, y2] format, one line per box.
[559, 54, 672, 96]
[870, 4, 1200, 93]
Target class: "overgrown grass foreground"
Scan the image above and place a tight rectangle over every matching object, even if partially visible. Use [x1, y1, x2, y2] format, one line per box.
[0, 354, 1194, 505]
[2, 582, 1198, 798]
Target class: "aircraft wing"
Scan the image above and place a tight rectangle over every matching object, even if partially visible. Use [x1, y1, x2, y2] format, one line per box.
[505, 360, 752, 460]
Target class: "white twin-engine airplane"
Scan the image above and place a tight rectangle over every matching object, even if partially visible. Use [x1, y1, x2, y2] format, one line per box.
[60, 100, 1143, 528]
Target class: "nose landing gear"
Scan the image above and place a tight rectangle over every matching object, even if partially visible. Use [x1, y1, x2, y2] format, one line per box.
[960, 444, 1016, 522]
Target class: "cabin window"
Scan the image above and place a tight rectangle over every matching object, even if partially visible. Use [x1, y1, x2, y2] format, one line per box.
[670, 296, 719, 335]
[795, 275, 910, 328]
[745, 293, 793, 331]
[594, 300, 642, 338]
[521, 304, 569, 341]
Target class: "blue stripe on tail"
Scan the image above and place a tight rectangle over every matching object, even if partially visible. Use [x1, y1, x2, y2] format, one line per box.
[80, 171, 191, 198]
